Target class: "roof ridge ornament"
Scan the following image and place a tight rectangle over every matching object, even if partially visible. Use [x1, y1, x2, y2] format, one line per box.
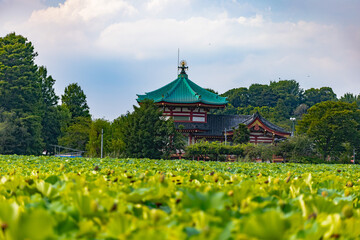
[178, 60, 188, 75]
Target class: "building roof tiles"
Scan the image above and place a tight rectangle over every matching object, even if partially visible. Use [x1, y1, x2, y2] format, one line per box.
[137, 74, 227, 105]
[175, 113, 289, 137]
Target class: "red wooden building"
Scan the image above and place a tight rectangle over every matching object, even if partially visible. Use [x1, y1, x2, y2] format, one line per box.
[137, 61, 290, 145]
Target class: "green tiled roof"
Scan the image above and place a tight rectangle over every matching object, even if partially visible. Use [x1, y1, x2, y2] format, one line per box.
[137, 73, 227, 105]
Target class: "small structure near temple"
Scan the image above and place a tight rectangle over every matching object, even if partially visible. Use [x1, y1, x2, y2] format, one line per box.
[137, 60, 290, 145]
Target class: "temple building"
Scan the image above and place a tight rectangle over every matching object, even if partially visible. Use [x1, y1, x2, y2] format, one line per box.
[137, 61, 290, 145]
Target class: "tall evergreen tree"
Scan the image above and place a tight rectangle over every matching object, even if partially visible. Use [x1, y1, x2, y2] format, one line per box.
[37, 66, 65, 154]
[59, 83, 91, 151]
[0, 33, 43, 154]
[0, 33, 40, 114]
[61, 83, 90, 119]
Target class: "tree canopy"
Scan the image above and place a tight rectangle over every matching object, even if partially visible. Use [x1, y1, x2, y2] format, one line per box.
[232, 123, 250, 144]
[119, 100, 184, 159]
[297, 101, 360, 160]
[61, 83, 90, 119]
[0, 33, 44, 154]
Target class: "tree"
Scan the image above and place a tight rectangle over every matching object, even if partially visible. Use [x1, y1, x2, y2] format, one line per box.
[232, 123, 250, 144]
[274, 135, 316, 162]
[222, 87, 250, 108]
[249, 84, 277, 107]
[217, 80, 304, 126]
[303, 87, 337, 107]
[38, 66, 64, 154]
[0, 110, 26, 154]
[0, 109, 44, 155]
[204, 88, 218, 94]
[105, 116, 126, 157]
[58, 117, 91, 151]
[297, 101, 360, 160]
[59, 83, 91, 152]
[87, 118, 111, 157]
[0, 33, 40, 114]
[274, 99, 289, 120]
[270, 80, 303, 117]
[293, 104, 309, 118]
[38, 66, 59, 108]
[120, 100, 184, 159]
[0, 33, 43, 154]
[243, 143, 274, 162]
[61, 83, 90, 119]
[339, 93, 360, 108]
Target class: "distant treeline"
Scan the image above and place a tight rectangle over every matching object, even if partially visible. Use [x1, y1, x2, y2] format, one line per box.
[212, 81, 360, 130]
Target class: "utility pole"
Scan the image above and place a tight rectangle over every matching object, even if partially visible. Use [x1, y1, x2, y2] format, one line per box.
[101, 129, 103, 158]
[224, 128, 227, 145]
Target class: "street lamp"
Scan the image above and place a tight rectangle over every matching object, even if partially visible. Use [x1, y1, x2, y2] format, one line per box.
[290, 117, 296, 137]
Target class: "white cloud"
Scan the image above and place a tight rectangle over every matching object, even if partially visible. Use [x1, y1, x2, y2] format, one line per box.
[95, 14, 343, 61]
[5, 0, 351, 63]
[29, 0, 137, 23]
[1, 0, 359, 119]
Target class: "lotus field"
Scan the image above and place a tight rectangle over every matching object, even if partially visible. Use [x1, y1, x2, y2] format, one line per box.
[0, 155, 360, 239]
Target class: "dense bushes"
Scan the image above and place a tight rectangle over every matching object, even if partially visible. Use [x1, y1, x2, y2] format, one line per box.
[185, 141, 275, 162]
[185, 141, 243, 161]
[185, 136, 356, 164]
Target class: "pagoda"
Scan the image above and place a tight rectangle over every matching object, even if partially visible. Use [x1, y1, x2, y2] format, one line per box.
[137, 61, 290, 145]
[137, 60, 227, 123]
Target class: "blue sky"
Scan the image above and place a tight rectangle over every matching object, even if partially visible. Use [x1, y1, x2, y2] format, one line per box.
[0, 0, 359, 120]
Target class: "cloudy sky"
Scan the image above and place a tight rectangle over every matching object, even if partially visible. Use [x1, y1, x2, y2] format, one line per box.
[1, 0, 359, 120]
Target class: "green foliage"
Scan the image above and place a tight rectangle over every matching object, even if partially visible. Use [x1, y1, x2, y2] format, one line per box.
[232, 123, 250, 144]
[298, 101, 360, 160]
[105, 116, 126, 157]
[222, 87, 250, 108]
[0, 110, 42, 155]
[0, 33, 71, 155]
[87, 119, 111, 157]
[185, 141, 244, 161]
[339, 93, 360, 108]
[119, 100, 184, 159]
[242, 143, 274, 162]
[274, 135, 316, 162]
[217, 81, 342, 128]
[303, 87, 337, 107]
[52, 83, 91, 153]
[0, 33, 44, 154]
[220, 80, 302, 116]
[37, 66, 65, 154]
[37, 66, 59, 108]
[58, 117, 91, 151]
[0, 33, 40, 114]
[61, 83, 90, 119]
[248, 83, 277, 107]
[293, 103, 309, 118]
[1, 155, 360, 239]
